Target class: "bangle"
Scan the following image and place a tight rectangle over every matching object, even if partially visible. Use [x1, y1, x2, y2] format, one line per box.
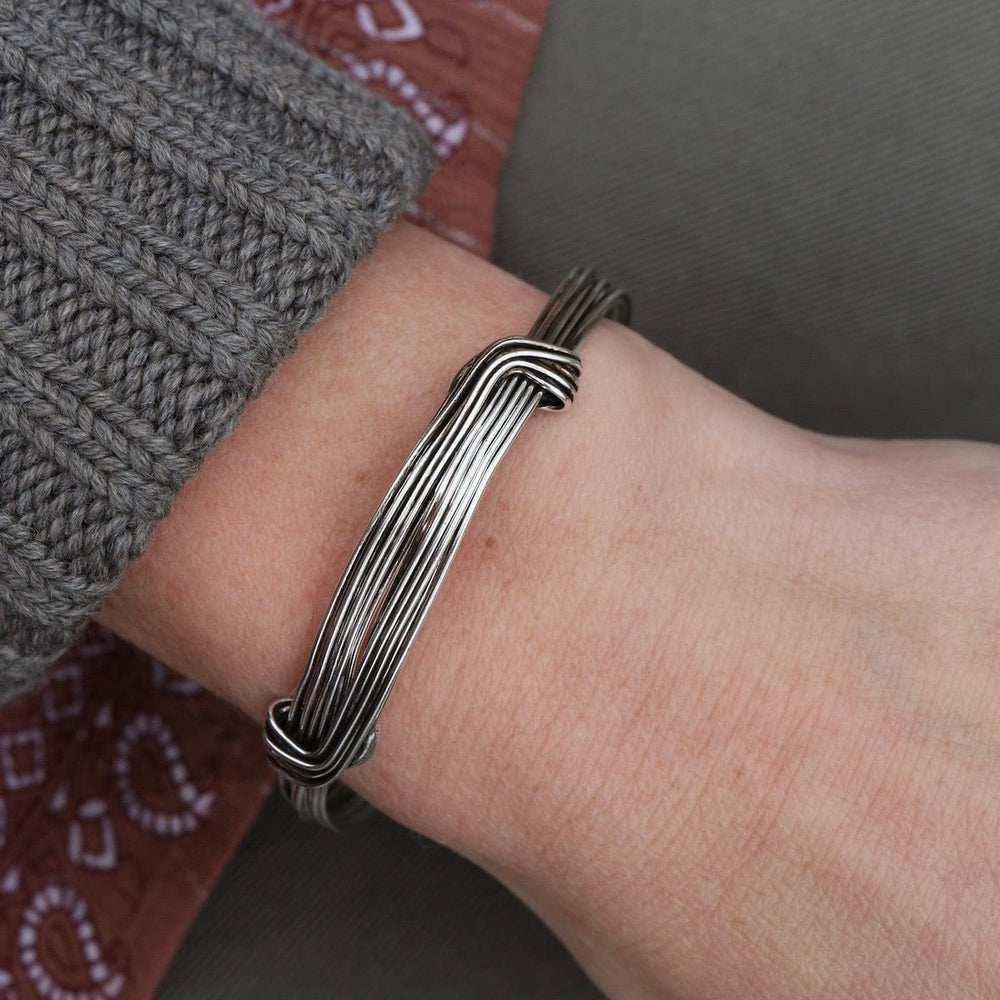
[263, 268, 630, 829]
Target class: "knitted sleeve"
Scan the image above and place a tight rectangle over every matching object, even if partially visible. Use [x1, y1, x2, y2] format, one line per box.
[0, 0, 435, 700]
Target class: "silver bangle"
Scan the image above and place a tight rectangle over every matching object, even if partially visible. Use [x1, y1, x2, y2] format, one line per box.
[263, 268, 630, 829]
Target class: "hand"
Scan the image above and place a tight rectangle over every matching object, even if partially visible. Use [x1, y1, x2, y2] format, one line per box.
[101, 222, 1000, 999]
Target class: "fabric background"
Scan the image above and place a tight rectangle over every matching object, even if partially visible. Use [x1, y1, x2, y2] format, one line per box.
[260, 0, 547, 257]
[159, 1, 1000, 996]
[494, 0, 1000, 442]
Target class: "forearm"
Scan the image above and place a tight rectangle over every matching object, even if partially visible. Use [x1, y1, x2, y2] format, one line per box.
[97, 219, 678, 845]
[98, 221, 1000, 999]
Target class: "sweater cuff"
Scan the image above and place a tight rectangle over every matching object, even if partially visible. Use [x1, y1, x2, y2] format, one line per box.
[0, 0, 435, 699]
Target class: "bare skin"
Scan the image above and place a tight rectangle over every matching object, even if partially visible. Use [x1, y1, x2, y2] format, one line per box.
[101, 222, 1000, 999]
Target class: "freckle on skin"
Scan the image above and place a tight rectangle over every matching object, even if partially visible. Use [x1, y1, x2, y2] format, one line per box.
[484, 535, 496, 550]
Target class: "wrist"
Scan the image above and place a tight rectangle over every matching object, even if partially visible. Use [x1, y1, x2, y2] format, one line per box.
[98, 222, 658, 847]
[99, 215, 815, 879]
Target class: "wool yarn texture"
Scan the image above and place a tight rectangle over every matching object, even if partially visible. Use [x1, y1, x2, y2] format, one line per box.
[0, 0, 434, 700]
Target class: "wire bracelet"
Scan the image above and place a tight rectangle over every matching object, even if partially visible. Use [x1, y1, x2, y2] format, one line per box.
[263, 268, 630, 829]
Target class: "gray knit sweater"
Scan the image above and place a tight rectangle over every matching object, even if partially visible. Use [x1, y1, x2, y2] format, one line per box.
[0, 0, 434, 700]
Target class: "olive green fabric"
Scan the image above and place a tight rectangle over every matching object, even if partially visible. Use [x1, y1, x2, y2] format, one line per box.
[495, 1, 1000, 441]
[155, 795, 597, 998]
[158, 1, 1000, 996]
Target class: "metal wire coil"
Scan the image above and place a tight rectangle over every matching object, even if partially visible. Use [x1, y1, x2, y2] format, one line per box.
[264, 268, 630, 829]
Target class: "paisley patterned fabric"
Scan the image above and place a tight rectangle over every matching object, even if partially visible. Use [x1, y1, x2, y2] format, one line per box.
[0, 2, 547, 996]
[266, 0, 550, 255]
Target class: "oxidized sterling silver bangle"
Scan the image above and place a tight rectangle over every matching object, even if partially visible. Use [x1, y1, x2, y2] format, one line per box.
[264, 268, 630, 830]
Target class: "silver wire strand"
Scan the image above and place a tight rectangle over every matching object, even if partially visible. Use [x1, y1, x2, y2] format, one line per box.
[263, 268, 630, 829]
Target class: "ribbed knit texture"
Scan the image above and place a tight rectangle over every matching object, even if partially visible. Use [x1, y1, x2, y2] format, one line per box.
[0, 0, 434, 700]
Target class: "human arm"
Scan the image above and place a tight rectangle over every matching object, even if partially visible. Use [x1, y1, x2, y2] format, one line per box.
[100, 221, 1000, 999]
[0, 0, 431, 693]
